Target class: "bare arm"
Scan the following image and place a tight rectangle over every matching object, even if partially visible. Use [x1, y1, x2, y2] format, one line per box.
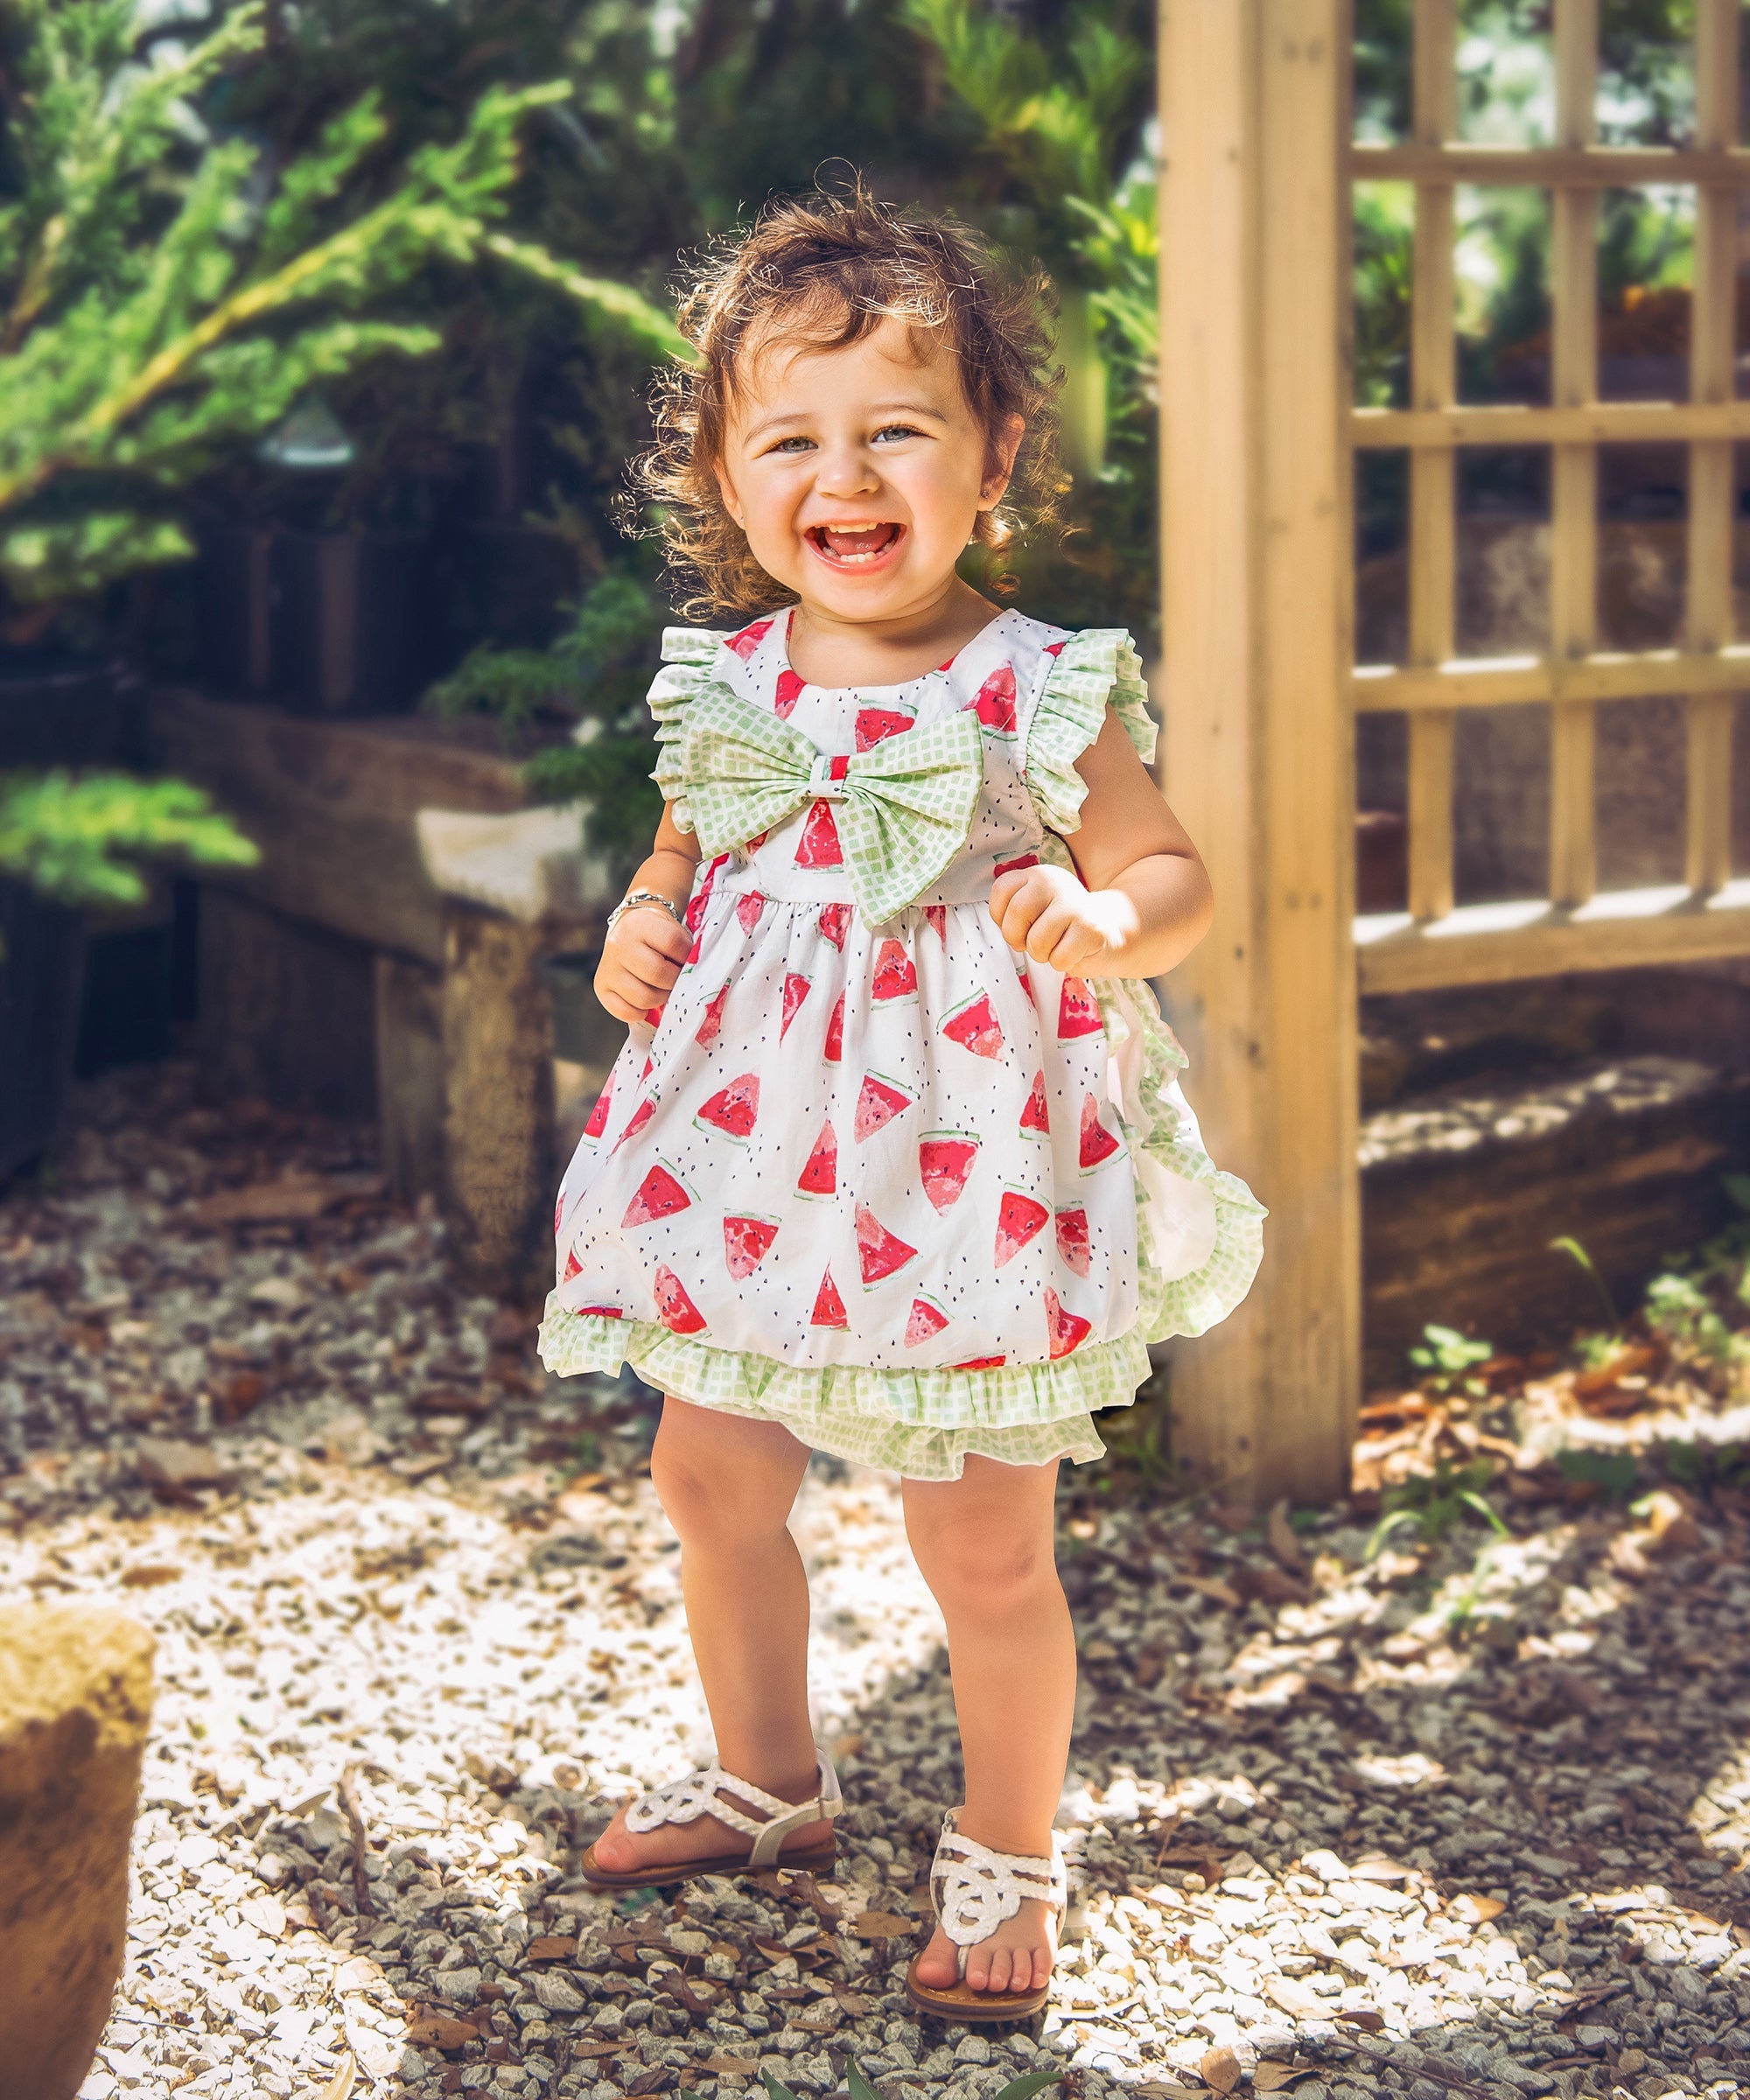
[988, 708, 1213, 980]
[593, 801, 704, 1026]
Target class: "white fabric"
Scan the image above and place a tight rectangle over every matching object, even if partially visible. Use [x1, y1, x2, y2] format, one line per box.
[929, 1810, 1068, 1972]
[622, 1747, 842, 1869]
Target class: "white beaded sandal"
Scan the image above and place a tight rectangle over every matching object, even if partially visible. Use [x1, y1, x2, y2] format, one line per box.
[579, 1748, 842, 1891]
[905, 1809, 1068, 2022]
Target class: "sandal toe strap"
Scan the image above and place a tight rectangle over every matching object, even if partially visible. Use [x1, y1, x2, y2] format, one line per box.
[624, 1748, 841, 1869]
[930, 1810, 1068, 1955]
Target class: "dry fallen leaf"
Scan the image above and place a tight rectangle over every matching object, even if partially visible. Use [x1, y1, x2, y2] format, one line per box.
[318, 2054, 356, 2100]
[1450, 1893, 1506, 1924]
[849, 1909, 916, 1938]
[704, 2056, 761, 2076]
[120, 1563, 183, 1588]
[522, 1936, 578, 1963]
[1336, 2008, 1387, 2033]
[1268, 1497, 1310, 1574]
[403, 2015, 478, 2051]
[1255, 2064, 1315, 2092]
[1183, 1574, 1243, 1610]
[1200, 2042, 1242, 2094]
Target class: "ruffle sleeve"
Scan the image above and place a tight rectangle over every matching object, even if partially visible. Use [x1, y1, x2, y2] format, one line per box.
[647, 626, 729, 836]
[1021, 628, 1158, 837]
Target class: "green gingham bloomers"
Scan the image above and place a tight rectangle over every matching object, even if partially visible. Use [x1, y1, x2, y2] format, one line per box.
[536, 608, 1264, 1480]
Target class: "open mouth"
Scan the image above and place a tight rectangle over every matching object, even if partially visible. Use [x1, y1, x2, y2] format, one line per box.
[807, 522, 904, 567]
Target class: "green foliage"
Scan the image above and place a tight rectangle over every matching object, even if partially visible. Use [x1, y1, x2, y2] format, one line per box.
[1549, 1236, 1620, 1326]
[1367, 1457, 1507, 1558]
[424, 569, 667, 876]
[1660, 1437, 1750, 1495]
[0, 769, 257, 906]
[1555, 1446, 1639, 1502]
[1644, 1270, 1736, 1366]
[1408, 1322, 1494, 1396]
[0, 0, 682, 611]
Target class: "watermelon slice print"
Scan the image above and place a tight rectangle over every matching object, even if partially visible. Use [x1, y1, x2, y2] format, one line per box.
[736, 892, 766, 934]
[1045, 1285, 1092, 1359]
[871, 938, 917, 1003]
[642, 1006, 665, 1027]
[1043, 639, 1066, 657]
[810, 1267, 849, 1329]
[1019, 1069, 1051, 1138]
[611, 1096, 654, 1153]
[854, 1070, 914, 1141]
[682, 928, 704, 970]
[562, 1247, 583, 1280]
[684, 851, 728, 931]
[554, 1192, 565, 1235]
[994, 1186, 1050, 1268]
[924, 904, 948, 944]
[780, 971, 812, 1039]
[952, 1354, 1007, 1370]
[1059, 976, 1103, 1039]
[695, 1072, 760, 1142]
[855, 1203, 917, 1287]
[970, 664, 1018, 736]
[622, 1159, 692, 1228]
[905, 1295, 950, 1347]
[639, 1054, 654, 1082]
[796, 1119, 837, 1199]
[695, 983, 731, 1047]
[919, 1130, 979, 1213]
[726, 617, 773, 660]
[1056, 1206, 1091, 1277]
[823, 990, 845, 1062]
[745, 829, 769, 852]
[1079, 1091, 1122, 1172]
[993, 851, 1041, 878]
[723, 1212, 780, 1278]
[581, 1068, 614, 1142]
[818, 902, 852, 950]
[940, 989, 1004, 1060]
[856, 704, 914, 751]
[578, 1303, 622, 1320]
[774, 668, 805, 718]
[654, 1264, 708, 1334]
[794, 800, 844, 868]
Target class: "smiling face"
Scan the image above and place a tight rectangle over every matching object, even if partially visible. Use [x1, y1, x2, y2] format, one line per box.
[714, 313, 1023, 633]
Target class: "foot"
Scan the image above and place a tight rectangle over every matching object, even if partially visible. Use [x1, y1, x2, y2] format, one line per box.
[588, 1773, 832, 1877]
[911, 1894, 1058, 1997]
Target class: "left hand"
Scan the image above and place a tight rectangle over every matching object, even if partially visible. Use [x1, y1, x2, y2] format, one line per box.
[988, 861, 1136, 975]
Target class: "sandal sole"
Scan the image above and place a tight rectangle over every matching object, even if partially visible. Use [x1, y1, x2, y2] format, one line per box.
[904, 1958, 1049, 2023]
[578, 1838, 837, 1892]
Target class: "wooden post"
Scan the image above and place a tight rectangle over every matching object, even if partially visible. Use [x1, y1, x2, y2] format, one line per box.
[1158, 0, 1359, 1504]
[1686, 0, 1739, 896]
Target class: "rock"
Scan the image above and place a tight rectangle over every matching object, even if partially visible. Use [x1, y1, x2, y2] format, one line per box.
[133, 1437, 229, 1491]
[534, 1970, 588, 2012]
[432, 1966, 482, 2001]
[0, 1605, 156, 2100]
[1667, 1965, 1708, 2010]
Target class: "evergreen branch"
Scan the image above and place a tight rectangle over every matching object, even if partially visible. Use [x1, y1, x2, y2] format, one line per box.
[480, 234, 693, 361]
[0, 769, 260, 907]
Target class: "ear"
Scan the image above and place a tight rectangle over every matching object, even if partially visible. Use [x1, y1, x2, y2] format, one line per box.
[714, 460, 745, 530]
[978, 416, 1026, 508]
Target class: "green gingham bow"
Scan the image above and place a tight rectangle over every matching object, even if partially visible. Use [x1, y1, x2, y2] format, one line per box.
[679, 680, 984, 926]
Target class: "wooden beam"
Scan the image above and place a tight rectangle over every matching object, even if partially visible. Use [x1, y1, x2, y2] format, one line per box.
[1685, 0, 1740, 898]
[1356, 884, 1750, 992]
[1354, 143, 1750, 185]
[1158, 0, 1358, 1505]
[1406, 0, 1457, 922]
[1354, 400, 1750, 447]
[1354, 644, 1750, 710]
[1547, 0, 1599, 908]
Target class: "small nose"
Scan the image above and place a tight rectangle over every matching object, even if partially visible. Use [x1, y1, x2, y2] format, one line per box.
[814, 440, 881, 498]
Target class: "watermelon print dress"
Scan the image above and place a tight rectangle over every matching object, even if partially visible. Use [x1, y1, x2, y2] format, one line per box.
[536, 608, 1264, 1480]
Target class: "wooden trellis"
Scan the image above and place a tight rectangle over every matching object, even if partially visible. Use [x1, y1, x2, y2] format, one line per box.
[1158, 0, 1750, 1501]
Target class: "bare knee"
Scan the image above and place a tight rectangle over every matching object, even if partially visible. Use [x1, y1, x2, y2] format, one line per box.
[649, 1402, 802, 1553]
[908, 1513, 1056, 1627]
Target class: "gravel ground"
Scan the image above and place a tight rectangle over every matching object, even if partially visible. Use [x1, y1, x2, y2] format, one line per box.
[4, 1062, 1749, 2100]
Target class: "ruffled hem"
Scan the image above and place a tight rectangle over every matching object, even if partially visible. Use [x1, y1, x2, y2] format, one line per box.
[647, 626, 729, 836]
[538, 1303, 1150, 1424]
[1091, 975, 1266, 1341]
[1022, 628, 1158, 837]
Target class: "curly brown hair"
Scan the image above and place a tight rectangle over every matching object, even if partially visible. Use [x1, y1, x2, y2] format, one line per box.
[632, 185, 1064, 620]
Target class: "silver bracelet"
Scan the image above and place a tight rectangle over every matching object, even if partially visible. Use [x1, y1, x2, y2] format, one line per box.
[606, 888, 686, 936]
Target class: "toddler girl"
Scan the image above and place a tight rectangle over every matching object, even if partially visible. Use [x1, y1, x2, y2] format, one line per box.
[539, 189, 1264, 2022]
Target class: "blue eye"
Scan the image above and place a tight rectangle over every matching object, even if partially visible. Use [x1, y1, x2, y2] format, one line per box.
[873, 424, 921, 444]
[771, 435, 816, 454]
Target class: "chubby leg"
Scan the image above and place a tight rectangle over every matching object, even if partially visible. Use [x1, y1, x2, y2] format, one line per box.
[903, 1456, 1074, 1995]
[589, 1396, 830, 1872]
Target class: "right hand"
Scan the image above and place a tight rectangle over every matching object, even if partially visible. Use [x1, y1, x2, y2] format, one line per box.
[595, 904, 691, 1026]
